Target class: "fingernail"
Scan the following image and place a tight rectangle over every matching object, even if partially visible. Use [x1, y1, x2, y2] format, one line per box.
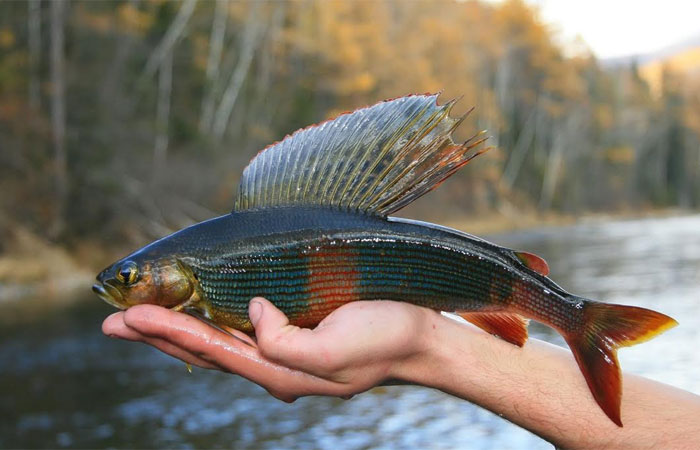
[249, 300, 263, 326]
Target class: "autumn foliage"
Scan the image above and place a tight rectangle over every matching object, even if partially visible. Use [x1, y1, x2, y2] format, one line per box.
[0, 0, 698, 250]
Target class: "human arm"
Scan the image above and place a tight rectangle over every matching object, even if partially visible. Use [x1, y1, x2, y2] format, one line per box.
[102, 298, 700, 449]
[405, 307, 700, 449]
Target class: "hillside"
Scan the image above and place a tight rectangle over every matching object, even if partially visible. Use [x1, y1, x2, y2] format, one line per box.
[640, 44, 700, 95]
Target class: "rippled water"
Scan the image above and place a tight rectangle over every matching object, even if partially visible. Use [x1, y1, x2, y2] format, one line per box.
[1, 215, 699, 449]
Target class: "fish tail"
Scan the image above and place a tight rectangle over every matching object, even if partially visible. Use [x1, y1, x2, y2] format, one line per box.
[563, 298, 677, 426]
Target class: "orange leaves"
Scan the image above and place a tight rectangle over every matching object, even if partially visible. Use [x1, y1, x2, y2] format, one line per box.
[0, 29, 15, 49]
[117, 3, 155, 35]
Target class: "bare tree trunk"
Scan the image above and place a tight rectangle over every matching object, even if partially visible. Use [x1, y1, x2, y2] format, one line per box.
[28, 0, 41, 109]
[695, 143, 700, 206]
[140, 0, 196, 81]
[152, 51, 173, 189]
[212, 3, 262, 141]
[654, 121, 669, 197]
[678, 131, 691, 208]
[258, 3, 285, 96]
[495, 46, 514, 149]
[501, 101, 538, 189]
[539, 133, 564, 211]
[49, 0, 67, 238]
[100, 0, 140, 109]
[199, 0, 228, 133]
[539, 112, 583, 211]
[252, 2, 286, 127]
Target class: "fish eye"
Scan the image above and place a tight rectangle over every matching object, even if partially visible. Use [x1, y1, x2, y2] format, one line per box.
[115, 261, 139, 285]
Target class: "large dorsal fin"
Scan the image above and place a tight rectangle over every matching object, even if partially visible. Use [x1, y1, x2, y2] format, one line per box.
[233, 94, 488, 215]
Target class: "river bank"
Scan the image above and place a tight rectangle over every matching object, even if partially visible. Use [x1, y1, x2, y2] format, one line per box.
[0, 223, 92, 304]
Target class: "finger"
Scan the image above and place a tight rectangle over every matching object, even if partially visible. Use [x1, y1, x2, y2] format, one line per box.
[121, 305, 348, 397]
[250, 298, 341, 376]
[123, 305, 250, 353]
[103, 311, 220, 370]
[220, 325, 258, 348]
[140, 336, 221, 370]
[181, 308, 258, 348]
[102, 311, 130, 337]
[124, 305, 258, 352]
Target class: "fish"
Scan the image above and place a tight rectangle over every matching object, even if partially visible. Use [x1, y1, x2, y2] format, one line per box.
[94, 94, 677, 426]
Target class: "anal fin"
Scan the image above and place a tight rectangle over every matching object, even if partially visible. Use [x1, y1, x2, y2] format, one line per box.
[457, 312, 530, 347]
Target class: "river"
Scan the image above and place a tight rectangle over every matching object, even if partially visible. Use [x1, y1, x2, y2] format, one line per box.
[1, 214, 699, 449]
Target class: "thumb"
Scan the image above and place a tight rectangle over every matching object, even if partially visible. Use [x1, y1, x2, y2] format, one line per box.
[249, 296, 289, 330]
[249, 297, 326, 373]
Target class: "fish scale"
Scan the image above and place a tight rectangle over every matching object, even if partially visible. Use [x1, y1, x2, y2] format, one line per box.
[185, 221, 560, 327]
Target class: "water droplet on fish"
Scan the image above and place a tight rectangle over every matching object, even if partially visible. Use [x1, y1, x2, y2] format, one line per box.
[543, 289, 550, 295]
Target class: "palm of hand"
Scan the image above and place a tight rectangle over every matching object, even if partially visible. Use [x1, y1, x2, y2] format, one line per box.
[102, 298, 432, 402]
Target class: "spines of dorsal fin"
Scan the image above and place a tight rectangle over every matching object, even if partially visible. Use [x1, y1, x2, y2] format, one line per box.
[233, 94, 488, 215]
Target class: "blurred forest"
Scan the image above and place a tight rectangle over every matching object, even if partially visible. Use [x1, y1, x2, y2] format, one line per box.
[1, 0, 699, 277]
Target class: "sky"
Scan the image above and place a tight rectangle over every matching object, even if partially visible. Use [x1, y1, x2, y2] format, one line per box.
[523, 0, 700, 59]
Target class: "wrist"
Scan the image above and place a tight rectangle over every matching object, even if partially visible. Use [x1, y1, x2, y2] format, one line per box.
[390, 309, 515, 406]
[390, 310, 477, 390]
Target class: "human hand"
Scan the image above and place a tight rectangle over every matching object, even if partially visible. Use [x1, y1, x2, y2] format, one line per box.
[102, 298, 439, 402]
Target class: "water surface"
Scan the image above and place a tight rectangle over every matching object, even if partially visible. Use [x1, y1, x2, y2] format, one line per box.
[1, 215, 699, 449]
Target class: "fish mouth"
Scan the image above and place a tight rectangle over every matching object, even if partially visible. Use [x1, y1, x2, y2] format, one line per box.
[92, 282, 126, 310]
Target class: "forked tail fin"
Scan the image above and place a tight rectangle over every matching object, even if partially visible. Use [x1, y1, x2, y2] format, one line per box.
[564, 300, 677, 426]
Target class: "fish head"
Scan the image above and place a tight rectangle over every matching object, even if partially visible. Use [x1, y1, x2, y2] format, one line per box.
[93, 252, 196, 310]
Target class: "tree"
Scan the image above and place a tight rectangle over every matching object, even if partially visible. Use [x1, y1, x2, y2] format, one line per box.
[49, 0, 67, 239]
